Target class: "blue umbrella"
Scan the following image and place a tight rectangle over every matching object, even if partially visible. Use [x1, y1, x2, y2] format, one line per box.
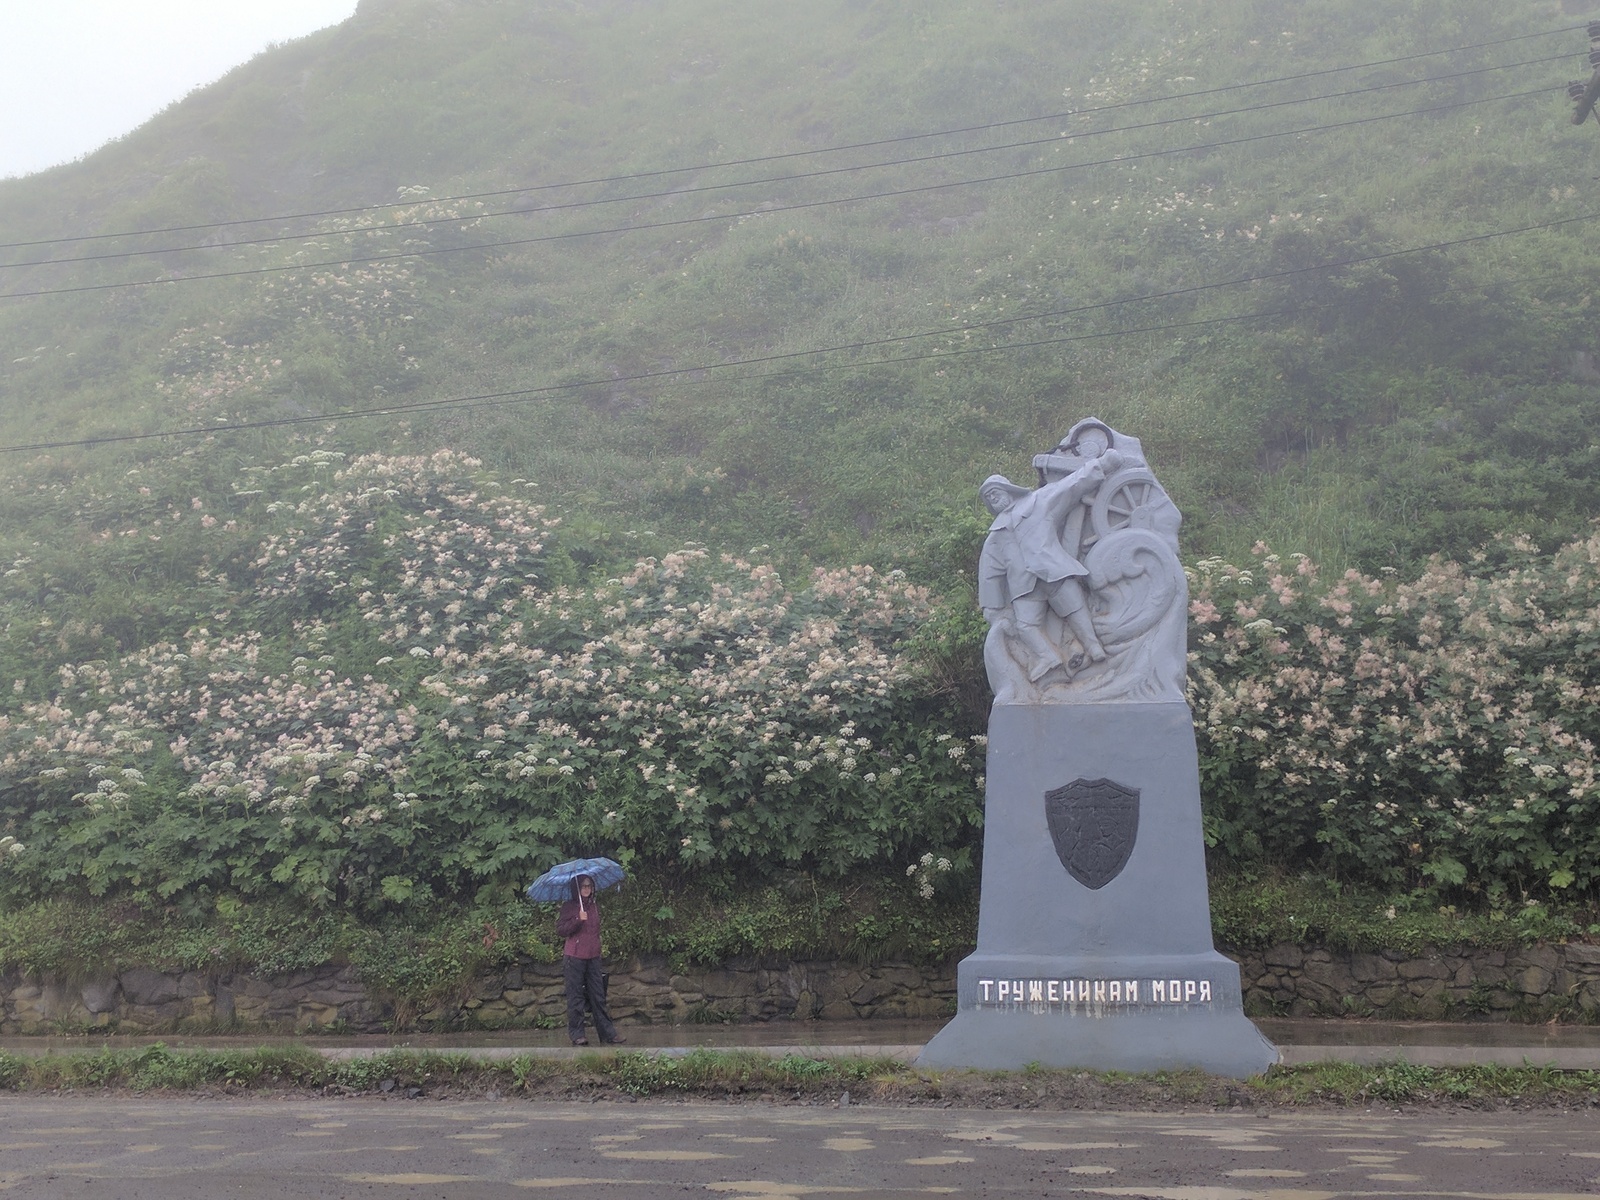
[524, 856, 626, 903]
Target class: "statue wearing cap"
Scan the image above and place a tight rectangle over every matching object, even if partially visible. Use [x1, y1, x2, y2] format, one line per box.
[976, 418, 1186, 705]
[978, 451, 1121, 683]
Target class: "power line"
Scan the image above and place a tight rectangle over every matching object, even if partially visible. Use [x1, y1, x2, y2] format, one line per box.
[3, 51, 1567, 272]
[3, 208, 1592, 457]
[0, 84, 1554, 302]
[0, 22, 1581, 256]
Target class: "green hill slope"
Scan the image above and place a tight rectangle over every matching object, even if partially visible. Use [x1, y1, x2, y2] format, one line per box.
[3, 0, 1597, 573]
[6, 0, 1600, 939]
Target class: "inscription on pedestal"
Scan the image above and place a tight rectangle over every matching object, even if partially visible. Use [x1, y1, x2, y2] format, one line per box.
[1044, 777, 1139, 889]
[977, 977, 1215, 1009]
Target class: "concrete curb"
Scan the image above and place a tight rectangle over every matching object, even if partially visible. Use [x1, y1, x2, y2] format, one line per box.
[1277, 1044, 1600, 1069]
[321, 1043, 1600, 1069]
[316, 1043, 928, 1063]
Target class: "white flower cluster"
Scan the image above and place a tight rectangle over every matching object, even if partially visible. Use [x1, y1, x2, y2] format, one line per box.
[1188, 533, 1600, 892]
[905, 851, 954, 899]
[0, 450, 985, 893]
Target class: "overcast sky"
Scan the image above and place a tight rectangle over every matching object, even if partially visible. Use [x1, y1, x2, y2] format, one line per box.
[0, 0, 359, 180]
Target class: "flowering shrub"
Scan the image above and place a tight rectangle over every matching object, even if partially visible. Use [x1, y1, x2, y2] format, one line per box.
[0, 451, 981, 910]
[4, 445, 1598, 915]
[1189, 537, 1600, 900]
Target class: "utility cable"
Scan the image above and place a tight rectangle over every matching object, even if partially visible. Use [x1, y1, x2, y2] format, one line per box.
[0, 84, 1555, 302]
[2, 50, 1568, 272]
[0, 22, 1582, 255]
[0, 313, 1339, 454]
[2, 207, 1593, 456]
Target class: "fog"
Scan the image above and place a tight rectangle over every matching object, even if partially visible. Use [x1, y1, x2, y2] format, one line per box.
[0, 0, 357, 180]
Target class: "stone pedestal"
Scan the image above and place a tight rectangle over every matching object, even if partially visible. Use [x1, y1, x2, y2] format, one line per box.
[919, 702, 1277, 1077]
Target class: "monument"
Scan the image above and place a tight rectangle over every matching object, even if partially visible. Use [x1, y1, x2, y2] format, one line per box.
[918, 418, 1278, 1076]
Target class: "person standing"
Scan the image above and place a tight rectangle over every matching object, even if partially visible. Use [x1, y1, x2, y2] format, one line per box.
[554, 874, 625, 1046]
[978, 448, 1122, 682]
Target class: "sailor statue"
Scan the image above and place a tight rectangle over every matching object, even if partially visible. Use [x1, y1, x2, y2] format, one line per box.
[976, 418, 1187, 705]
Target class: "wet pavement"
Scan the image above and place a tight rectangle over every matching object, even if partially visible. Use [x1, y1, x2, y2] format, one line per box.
[1, 1096, 1597, 1199]
[6, 1018, 1600, 1068]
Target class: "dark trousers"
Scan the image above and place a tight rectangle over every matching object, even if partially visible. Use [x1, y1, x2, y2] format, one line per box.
[563, 954, 618, 1043]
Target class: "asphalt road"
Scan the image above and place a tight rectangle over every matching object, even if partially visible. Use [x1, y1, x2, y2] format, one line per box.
[1, 1097, 1598, 1199]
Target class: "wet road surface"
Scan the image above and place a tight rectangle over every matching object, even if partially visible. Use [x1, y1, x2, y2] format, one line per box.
[1, 1097, 1598, 1198]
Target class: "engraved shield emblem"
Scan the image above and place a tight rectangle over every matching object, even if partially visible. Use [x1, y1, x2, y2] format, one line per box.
[1044, 777, 1139, 889]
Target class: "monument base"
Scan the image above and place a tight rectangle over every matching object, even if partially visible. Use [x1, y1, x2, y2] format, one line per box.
[916, 702, 1277, 1078]
[918, 950, 1278, 1076]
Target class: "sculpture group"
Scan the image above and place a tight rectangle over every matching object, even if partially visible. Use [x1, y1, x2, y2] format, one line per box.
[919, 416, 1277, 1077]
[978, 418, 1187, 705]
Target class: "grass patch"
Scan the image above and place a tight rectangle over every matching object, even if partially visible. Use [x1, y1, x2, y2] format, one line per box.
[1209, 873, 1600, 956]
[2, 1045, 1597, 1109]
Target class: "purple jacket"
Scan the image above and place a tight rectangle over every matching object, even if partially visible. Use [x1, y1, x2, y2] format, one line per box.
[555, 880, 602, 959]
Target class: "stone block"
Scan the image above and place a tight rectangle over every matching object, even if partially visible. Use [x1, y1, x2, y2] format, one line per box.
[875, 966, 927, 989]
[80, 977, 120, 1014]
[1397, 959, 1451, 981]
[1299, 959, 1355, 993]
[1563, 944, 1600, 966]
[701, 970, 758, 999]
[1350, 953, 1397, 982]
[1515, 946, 1560, 974]
[1518, 966, 1554, 997]
[121, 968, 181, 1006]
[227, 974, 275, 1000]
[1291, 977, 1341, 1008]
[849, 979, 893, 1006]
[1263, 943, 1304, 969]
[126, 1001, 188, 1027]
[1406, 979, 1449, 1012]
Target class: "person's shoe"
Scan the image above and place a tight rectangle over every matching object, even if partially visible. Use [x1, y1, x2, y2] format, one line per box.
[571, 1038, 589, 1046]
[604, 1035, 627, 1044]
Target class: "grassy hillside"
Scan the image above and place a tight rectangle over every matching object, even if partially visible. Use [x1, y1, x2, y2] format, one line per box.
[3, 0, 1600, 938]
[2, 0, 1597, 575]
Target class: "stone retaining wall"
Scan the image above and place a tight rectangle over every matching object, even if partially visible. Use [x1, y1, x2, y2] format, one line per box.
[1234, 942, 1600, 1019]
[0, 955, 955, 1035]
[3, 943, 1598, 1034]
